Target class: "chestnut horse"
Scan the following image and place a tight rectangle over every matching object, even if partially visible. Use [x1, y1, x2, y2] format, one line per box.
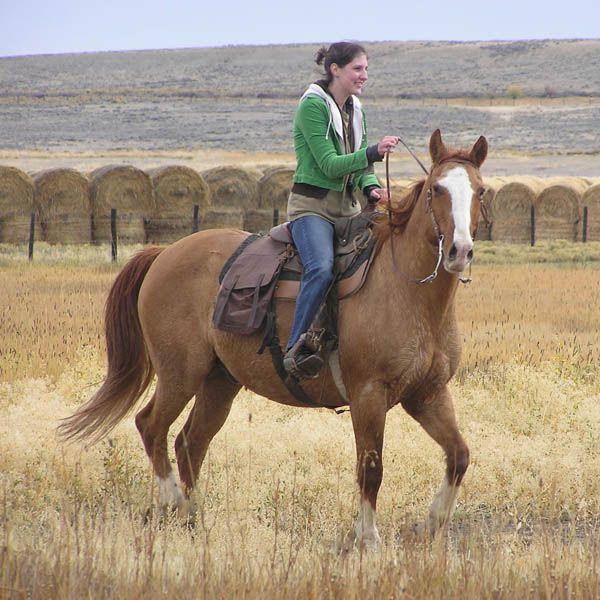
[60, 130, 488, 548]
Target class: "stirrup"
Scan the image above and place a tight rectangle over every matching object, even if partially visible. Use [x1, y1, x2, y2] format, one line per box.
[283, 336, 324, 380]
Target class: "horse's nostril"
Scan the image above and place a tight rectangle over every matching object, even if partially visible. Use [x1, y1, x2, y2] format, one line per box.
[449, 244, 458, 260]
[467, 249, 474, 261]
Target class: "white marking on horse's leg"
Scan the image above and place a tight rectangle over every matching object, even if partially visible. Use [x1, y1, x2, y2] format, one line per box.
[328, 350, 349, 402]
[428, 476, 459, 535]
[354, 498, 381, 550]
[157, 471, 189, 515]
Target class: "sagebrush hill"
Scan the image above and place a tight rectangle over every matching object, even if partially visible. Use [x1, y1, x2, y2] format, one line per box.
[2, 39, 599, 99]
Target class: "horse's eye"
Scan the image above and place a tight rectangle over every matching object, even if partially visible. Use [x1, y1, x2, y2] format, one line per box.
[478, 186, 486, 198]
[432, 183, 443, 195]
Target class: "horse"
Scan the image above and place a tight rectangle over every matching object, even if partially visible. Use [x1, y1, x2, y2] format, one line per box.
[59, 129, 488, 548]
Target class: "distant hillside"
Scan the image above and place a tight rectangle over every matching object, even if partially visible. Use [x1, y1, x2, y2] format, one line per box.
[1, 39, 599, 99]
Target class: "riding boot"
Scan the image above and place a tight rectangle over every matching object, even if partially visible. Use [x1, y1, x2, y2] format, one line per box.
[283, 334, 324, 380]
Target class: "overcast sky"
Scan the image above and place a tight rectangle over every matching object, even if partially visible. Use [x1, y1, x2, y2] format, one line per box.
[1, 0, 598, 57]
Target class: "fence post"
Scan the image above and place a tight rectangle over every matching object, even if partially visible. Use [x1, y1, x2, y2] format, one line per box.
[28, 212, 35, 261]
[272, 208, 279, 228]
[111, 208, 118, 262]
[582, 206, 588, 243]
[530, 205, 536, 247]
[192, 204, 200, 233]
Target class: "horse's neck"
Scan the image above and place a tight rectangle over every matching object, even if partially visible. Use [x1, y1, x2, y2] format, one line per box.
[375, 212, 459, 328]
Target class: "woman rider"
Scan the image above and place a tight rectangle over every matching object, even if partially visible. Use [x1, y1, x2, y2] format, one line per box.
[283, 41, 400, 378]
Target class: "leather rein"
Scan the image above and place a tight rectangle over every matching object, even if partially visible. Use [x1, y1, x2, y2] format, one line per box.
[384, 139, 489, 285]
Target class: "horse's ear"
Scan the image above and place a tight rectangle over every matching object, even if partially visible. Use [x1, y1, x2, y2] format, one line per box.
[470, 135, 488, 167]
[429, 129, 445, 163]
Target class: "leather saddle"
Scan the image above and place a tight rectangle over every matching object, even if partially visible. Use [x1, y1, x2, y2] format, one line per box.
[213, 210, 379, 336]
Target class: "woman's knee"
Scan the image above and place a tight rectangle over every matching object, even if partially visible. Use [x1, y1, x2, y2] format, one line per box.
[306, 259, 334, 285]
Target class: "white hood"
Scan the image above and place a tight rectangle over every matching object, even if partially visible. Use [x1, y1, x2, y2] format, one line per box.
[299, 83, 364, 152]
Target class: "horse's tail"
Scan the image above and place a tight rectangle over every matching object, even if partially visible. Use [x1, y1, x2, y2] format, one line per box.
[58, 246, 164, 444]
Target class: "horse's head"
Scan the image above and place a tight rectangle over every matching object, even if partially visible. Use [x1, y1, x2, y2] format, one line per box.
[425, 129, 488, 275]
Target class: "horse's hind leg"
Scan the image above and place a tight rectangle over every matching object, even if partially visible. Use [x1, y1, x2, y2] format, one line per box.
[135, 377, 198, 516]
[175, 371, 240, 494]
[402, 386, 469, 536]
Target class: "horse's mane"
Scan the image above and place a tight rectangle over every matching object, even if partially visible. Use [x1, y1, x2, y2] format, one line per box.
[372, 180, 425, 246]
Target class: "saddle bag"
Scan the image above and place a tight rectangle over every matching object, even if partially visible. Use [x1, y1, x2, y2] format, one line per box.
[213, 236, 289, 335]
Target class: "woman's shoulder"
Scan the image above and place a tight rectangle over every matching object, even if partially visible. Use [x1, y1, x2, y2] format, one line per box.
[296, 93, 330, 118]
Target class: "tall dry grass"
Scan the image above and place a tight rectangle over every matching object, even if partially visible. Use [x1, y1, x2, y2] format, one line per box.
[1, 241, 600, 598]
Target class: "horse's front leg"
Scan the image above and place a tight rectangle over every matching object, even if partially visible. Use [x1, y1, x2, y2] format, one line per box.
[402, 385, 469, 536]
[348, 382, 387, 550]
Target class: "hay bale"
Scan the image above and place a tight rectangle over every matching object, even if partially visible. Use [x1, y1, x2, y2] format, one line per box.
[89, 165, 155, 244]
[201, 166, 260, 210]
[0, 166, 37, 243]
[146, 166, 211, 243]
[536, 177, 588, 242]
[476, 177, 508, 241]
[490, 176, 546, 243]
[582, 183, 600, 241]
[201, 208, 245, 231]
[32, 168, 91, 244]
[258, 167, 294, 211]
[243, 208, 282, 233]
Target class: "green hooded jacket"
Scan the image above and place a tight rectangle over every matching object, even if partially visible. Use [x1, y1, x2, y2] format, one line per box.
[291, 84, 380, 194]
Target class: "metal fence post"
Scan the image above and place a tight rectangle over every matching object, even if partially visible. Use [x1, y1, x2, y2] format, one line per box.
[111, 208, 117, 262]
[192, 204, 200, 233]
[582, 206, 588, 243]
[28, 212, 35, 261]
[530, 205, 536, 247]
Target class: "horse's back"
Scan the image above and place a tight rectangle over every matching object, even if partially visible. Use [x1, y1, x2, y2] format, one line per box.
[138, 229, 250, 348]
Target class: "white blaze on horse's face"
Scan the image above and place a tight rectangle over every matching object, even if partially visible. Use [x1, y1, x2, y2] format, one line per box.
[438, 166, 476, 273]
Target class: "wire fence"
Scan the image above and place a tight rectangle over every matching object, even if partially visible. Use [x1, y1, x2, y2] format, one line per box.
[5, 206, 282, 262]
[1, 204, 596, 261]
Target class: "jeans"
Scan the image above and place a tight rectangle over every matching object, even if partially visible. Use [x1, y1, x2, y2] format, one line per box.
[286, 215, 335, 350]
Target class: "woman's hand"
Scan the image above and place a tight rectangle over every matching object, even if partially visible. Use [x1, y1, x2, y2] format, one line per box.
[368, 187, 391, 203]
[376, 136, 400, 157]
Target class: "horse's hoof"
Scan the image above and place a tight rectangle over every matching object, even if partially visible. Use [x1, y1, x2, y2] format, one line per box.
[337, 528, 381, 554]
[335, 529, 357, 555]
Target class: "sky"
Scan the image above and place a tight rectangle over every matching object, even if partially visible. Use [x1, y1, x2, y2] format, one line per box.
[1, 0, 598, 57]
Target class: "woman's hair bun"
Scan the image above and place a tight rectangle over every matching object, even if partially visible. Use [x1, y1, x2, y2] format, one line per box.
[315, 46, 328, 65]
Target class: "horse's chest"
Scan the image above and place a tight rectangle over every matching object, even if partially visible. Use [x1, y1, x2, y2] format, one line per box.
[385, 332, 459, 407]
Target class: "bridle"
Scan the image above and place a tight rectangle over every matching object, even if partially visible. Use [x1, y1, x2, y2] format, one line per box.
[384, 139, 490, 285]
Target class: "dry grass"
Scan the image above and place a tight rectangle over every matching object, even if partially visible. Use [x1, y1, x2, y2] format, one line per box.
[1, 242, 600, 598]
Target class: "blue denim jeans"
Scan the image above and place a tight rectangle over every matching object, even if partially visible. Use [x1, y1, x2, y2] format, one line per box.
[286, 215, 335, 350]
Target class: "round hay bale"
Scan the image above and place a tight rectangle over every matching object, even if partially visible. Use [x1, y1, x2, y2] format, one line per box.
[490, 176, 546, 243]
[582, 183, 600, 241]
[0, 166, 37, 243]
[536, 177, 588, 242]
[146, 166, 211, 244]
[201, 208, 245, 231]
[89, 165, 155, 244]
[201, 166, 260, 210]
[243, 208, 281, 234]
[475, 177, 507, 241]
[32, 168, 91, 244]
[258, 167, 294, 210]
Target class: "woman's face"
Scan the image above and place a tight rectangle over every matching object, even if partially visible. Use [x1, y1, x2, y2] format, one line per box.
[332, 52, 368, 97]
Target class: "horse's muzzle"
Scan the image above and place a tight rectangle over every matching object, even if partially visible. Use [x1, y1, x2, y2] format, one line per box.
[444, 240, 474, 273]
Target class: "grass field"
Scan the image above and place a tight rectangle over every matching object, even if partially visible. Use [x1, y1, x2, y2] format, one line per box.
[1, 241, 600, 598]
